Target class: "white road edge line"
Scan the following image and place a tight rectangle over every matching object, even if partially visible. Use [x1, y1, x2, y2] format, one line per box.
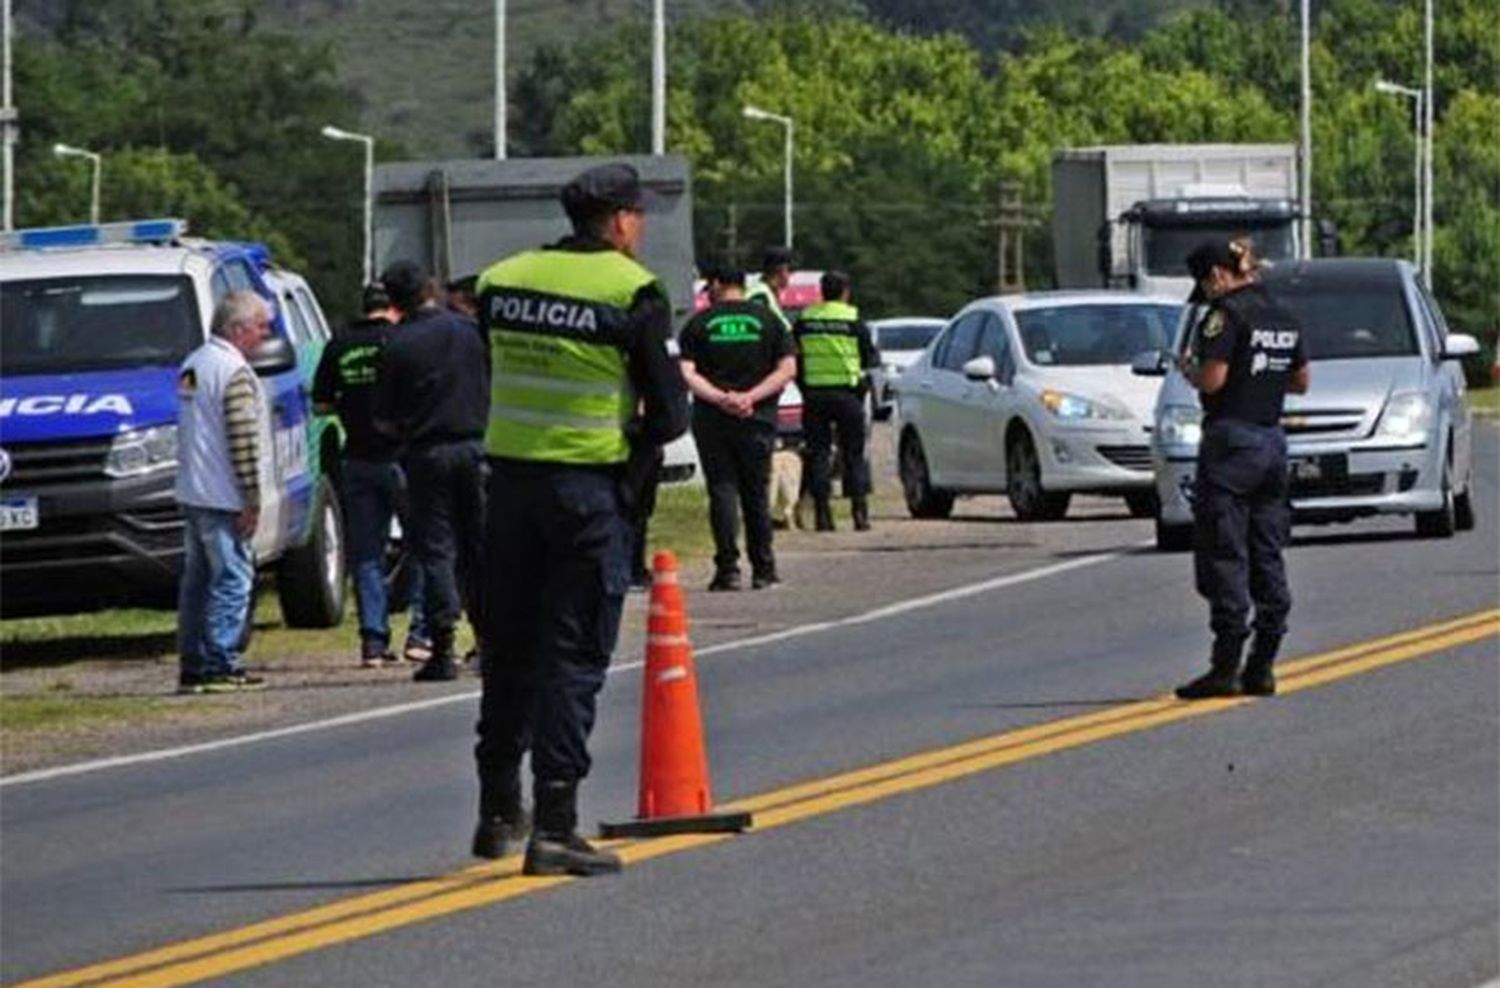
[1, 543, 1143, 789]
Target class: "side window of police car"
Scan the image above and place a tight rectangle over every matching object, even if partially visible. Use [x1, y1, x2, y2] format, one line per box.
[280, 291, 314, 347]
[934, 313, 985, 374]
[293, 288, 330, 343]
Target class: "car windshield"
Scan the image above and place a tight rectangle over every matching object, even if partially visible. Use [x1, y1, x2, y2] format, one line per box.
[1144, 223, 1297, 276]
[1178, 275, 1418, 360]
[1, 275, 200, 373]
[876, 322, 943, 352]
[1016, 304, 1181, 366]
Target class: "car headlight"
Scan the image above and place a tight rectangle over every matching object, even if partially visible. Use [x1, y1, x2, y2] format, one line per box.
[1039, 389, 1129, 421]
[104, 425, 178, 478]
[1373, 392, 1432, 444]
[1157, 404, 1202, 447]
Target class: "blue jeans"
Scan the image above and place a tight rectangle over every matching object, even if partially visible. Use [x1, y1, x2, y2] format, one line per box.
[178, 505, 255, 677]
[340, 458, 429, 648]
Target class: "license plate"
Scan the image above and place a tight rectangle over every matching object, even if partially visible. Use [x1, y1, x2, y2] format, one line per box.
[0, 495, 39, 531]
[1289, 457, 1324, 482]
[1290, 454, 1347, 484]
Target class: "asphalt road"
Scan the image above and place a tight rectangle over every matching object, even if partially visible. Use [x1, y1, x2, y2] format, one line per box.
[2, 424, 1497, 988]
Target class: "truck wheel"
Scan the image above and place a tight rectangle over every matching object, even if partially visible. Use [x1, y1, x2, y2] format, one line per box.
[1007, 432, 1070, 521]
[1155, 519, 1193, 552]
[899, 431, 954, 519]
[277, 477, 347, 628]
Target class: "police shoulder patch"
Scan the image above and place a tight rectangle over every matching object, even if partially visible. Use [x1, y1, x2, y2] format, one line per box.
[1202, 311, 1226, 339]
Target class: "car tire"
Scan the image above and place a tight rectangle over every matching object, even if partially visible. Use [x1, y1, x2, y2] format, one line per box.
[1155, 518, 1193, 552]
[1414, 457, 1456, 539]
[277, 477, 347, 628]
[1006, 432, 1070, 521]
[899, 431, 954, 519]
[1124, 490, 1159, 518]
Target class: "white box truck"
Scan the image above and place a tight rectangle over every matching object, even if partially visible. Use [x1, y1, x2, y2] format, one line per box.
[1053, 144, 1309, 298]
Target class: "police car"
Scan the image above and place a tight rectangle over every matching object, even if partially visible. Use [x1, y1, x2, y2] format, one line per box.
[0, 219, 346, 624]
[1137, 258, 1480, 550]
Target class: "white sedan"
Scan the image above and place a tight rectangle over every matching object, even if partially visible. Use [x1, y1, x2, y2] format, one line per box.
[868, 317, 947, 420]
[893, 292, 1182, 520]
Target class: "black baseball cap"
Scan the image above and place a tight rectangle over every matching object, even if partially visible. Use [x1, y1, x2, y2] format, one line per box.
[1185, 241, 1241, 303]
[561, 163, 652, 223]
[361, 281, 392, 312]
[380, 259, 428, 311]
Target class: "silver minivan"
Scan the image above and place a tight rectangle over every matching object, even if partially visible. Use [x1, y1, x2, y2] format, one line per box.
[1136, 258, 1480, 550]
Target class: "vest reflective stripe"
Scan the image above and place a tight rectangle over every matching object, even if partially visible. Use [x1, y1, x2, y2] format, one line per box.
[746, 282, 789, 327]
[798, 300, 862, 389]
[479, 250, 656, 464]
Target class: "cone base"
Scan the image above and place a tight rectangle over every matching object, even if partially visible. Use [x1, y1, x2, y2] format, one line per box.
[599, 811, 753, 839]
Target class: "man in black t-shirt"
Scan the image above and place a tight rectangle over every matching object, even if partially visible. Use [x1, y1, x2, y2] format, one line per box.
[679, 265, 797, 591]
[1174, 240, 1309, 700]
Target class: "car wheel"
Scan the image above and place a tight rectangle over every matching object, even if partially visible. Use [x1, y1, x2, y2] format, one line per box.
[899, 431, 954, 519]
[277, 477, 348, 627]
[1155, 518, 1193, 552]
[1414, 455, 1456, 539]
[1007, 432, 1070, 521]
[1124, 490, 1159, 518]
[1454, 466, 1475, 531]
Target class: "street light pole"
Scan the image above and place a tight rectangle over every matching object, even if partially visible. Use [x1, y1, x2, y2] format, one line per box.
[2, 0, 16, 231]
[52, 143, 101, 225]
[1299, 0, 1312, 259]
[321, 125, 375, 286]
[1374, 80, 1424, 269]
[1423, 0, 1434, 286]
[742, 104, 794, 249]
[494, 0, 506, 160]
[651, 0, 665, 155]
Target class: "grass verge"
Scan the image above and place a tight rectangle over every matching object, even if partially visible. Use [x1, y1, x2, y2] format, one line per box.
[1, 692, 205, 732]
[1467, 386, 1499, 418]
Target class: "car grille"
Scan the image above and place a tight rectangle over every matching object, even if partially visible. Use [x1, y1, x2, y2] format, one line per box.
[0, 439, 111, 486]
[1097, 445, 1153, 471]
[1290, 472, 1385, 499]
[1281, 408, 1366, 438]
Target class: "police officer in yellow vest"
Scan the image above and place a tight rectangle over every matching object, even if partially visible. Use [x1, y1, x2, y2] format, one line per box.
[471, 163, 688, 876]
[793, 271, 880, 531]
[746, 245, 793, 330]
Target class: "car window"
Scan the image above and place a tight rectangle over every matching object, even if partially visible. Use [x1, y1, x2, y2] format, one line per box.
[1411, 282, 1446, 358]
[279, 289, 313, 346]
[877, 321, 944, 352]
[934, 313, 985, 372]
[1015, 304, 1179, 366]
[976, 315, 1014, 380]
[222, 260, 257, 294]
[1270, 273, 1418, 358]
[210, 268, 232, 306]
[293, 288, 330, 342]
[0, 275, 200, 373]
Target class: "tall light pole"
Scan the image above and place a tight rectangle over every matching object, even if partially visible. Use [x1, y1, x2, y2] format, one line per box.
[52, 143, 101, 225]
[1374, 79, 1424, 270]
[1422, 0, 1434, 286]
[1299, 0, 1312, 259]
[321, 125, 375, 286]
[2, 0, 16, 231]
[651, 0, 665, 155]
[743, 104, 794, 249]
[494, 0, 506, 159]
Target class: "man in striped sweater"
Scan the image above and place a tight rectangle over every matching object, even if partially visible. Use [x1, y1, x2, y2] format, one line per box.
[175, 291, 271, 694]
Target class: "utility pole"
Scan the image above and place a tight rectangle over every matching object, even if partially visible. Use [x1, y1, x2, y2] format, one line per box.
[2, 0, 16, 231]
[494, 0, 506, 159]
[1422, 0, 1434, 286]
[996, 182, 1026, 293]
[651, 0, 665, 155]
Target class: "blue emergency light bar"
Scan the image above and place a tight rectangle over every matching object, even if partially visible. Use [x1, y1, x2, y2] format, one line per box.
[0, 218, 188, 251]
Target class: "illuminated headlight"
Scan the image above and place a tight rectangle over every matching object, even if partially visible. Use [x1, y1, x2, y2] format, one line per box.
[105, 425, 178, 478]
[1157, 404, 1203, 447]
[1039, 389, 1128, 421]
[1373, 392, 1432, 444]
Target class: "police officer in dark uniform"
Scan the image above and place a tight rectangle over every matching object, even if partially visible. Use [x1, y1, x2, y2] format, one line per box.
[793, 270, 880, 531]
[1175, 240, 1309, 699]
[471, 163, 688, 875]
[372, 261, 489, 683]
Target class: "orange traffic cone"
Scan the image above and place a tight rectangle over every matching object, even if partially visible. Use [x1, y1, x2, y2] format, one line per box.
[600, 551, 752, 839]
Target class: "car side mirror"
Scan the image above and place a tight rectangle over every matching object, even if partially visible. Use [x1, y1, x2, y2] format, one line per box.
[962, 355, 997, 382]
[1131, 349, 1168, 377]
[1441, 333, 1480, 360]
[249, 335, 298, 376]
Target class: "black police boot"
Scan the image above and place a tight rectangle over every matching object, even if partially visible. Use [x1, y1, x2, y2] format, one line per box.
[413, 630, 460, 681]
[851, 497, 871, 532]
[523, 781, 621, 877]
[814, 499, 836, 532]
[1241, 635, 1281, 697]
[472, 775, 531, 859]
[1175, 637, 1244, 700]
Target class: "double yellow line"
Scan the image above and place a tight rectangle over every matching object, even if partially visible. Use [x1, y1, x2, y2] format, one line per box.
[15, 608, 1498, 988]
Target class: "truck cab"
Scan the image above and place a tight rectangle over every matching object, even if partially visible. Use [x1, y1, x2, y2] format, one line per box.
[1118, 196, 1302, 298]
[0, 219, 346, 625]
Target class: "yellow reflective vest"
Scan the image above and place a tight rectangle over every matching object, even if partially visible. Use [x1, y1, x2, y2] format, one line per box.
[795, 300, 863, 390]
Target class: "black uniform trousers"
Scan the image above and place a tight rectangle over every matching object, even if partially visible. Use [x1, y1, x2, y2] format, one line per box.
[1193, 419, 1292, 652]
[803, 389, 870, 501]
[692, 410, 776, 577]
[402, 439, 485, 652]
[476, 460, 631, 789]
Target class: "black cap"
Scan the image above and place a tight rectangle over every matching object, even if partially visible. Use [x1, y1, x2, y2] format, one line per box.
[1184, 240, 1241, 303]
[762, 245, 793, 270]
[380, 259, 427, 312]
[361, 281, 392, 312]
[561, 163, 651, 224]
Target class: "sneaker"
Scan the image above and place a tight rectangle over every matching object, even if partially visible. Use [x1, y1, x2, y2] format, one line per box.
[522, 832, 622, 877]
[176, 672, 207, 695]
[472, 809, 532, 860]
[403, 636, 434, 663]
[707, 570, 742, 592]
[751, 569, 781, 590]
[199, 671, 267, 694]
[361, 642, 396, 668]
[413, 657, 459, 682]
